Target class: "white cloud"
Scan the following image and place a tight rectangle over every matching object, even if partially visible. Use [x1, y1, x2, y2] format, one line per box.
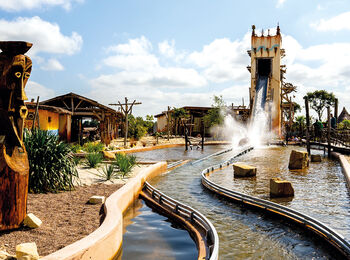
[276, 0, 286, 8]
[159, 40, 176, 58]
[40, 58, 64, 71]
[0, 16, 82, 56]
[187, 35, 250, 83]
[0, 0, 84, 12]
[25, 81, 55, 101]
[311, 11, 350, 31]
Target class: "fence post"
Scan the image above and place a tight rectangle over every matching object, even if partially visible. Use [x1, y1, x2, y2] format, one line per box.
[304, 96, 311, 155]
[327, 106, 331, 158]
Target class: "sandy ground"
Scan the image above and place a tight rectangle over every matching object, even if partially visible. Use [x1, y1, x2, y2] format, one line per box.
[109, 136, 186, 149]
[0, 162, 150, 257]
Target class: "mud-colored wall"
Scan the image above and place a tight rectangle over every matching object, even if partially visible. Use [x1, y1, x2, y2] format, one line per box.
[250, 30, 282, 135]
[25, 109, 59, 135]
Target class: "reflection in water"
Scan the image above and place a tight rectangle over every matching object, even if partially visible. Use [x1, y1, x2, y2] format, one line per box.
[149, 147, 344, 259]
[135, 145, 229, 162]
[208, 146, 350, 240]
[120, 199, 197, 260]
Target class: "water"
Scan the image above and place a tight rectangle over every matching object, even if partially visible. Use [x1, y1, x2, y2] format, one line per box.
[119, 199, 197, 260]
[135, 145, 228, 162]
[148, 147, 346, 259]
[208, 145, 350, 240]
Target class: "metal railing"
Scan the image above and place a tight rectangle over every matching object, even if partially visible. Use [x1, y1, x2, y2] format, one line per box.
[200, 147, 350, 258]
[143, 181, 219, 260]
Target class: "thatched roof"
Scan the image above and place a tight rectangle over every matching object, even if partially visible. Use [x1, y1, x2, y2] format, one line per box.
[338, 107, 350, 122]
[25, 102, 72, 115]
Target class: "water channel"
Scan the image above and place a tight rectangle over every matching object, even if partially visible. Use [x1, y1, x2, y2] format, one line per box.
[121, 145, 350, 259]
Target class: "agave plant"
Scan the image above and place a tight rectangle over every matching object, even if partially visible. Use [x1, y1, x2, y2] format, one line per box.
[83, 142, 105, 153]
[114, 153, 137, 178]
[24, 129, 78, 193]
[97, 164, 117, 180]
[85, 152, 103, 168]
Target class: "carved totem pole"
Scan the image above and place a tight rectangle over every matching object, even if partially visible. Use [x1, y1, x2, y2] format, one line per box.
[0, 41, 32, 230]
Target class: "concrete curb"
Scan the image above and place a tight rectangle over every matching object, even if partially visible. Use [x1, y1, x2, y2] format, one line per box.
[42, 162, 167, 260]
[331, 152, 350, 191]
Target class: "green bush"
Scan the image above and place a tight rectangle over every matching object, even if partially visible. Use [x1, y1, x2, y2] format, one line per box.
[83, 142, 105, 153]
[24, 129, 78, 193]
[70, 144, 82, 153]
[97, 164, 117, 180]
[339, 120, 350, 130]
[85, 152, 103, 168]
[114, 153, 137, 178]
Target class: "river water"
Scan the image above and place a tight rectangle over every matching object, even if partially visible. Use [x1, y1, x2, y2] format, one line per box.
[121, 145, 349, 259]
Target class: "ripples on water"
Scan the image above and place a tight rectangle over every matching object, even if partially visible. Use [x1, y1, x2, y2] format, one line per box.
[148, 147, 346, 259]
[208, 146, 350, 240]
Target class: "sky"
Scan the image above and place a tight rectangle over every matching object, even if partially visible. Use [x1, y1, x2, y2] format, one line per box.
[1, 0, 350, 119]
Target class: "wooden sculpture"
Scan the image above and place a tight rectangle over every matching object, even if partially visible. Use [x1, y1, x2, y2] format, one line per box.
[0, 41, 32, 230]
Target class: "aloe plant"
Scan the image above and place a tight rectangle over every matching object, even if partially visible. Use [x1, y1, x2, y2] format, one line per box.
[85, 152, 103, 168]
[97, 164, 117, 180]
[24, 129, 78, 193]
[114, 153, 137, 178]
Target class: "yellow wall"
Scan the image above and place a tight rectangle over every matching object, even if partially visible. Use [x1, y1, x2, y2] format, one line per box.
[25, 108, 59, 134]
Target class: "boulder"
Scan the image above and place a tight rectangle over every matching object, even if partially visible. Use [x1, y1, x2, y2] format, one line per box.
[103, 151, 115, 160]
[270, 178, 294, 197]
[23, 213, 42, 229]
[16, 243, 39, 260]
[288, 150, 309, 169]
[88, 195, 105, 204]
[311, 154, 322, 162]
[233, 163, 257, 177]
[0, 250, 15, 260]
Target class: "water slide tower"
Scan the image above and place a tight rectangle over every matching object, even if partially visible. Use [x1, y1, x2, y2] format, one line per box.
[247, 25, 283, 136]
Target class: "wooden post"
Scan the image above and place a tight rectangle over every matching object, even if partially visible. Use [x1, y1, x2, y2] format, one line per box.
[109, 97, 141, 148]
[167, 106, 170, 141]
[327, 106, 331, 158]
[201, 120, 205, 150]
[304, 96, 311, 155]
[32, 96, 40, 130]
[184, 122, 188, 151]
[335, 98, 338, 128]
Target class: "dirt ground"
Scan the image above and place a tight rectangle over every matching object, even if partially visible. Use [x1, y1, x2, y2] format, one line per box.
[0, 183, 122, 257]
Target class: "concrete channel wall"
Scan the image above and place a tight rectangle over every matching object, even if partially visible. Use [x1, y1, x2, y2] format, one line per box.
[332, 152, 350, 191]
[42, 162, 167, 260]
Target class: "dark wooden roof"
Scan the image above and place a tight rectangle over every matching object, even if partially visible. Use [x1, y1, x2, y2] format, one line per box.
[155, 106, 211, 118]
[25, 102, 72, 115]
[40, 92, 122, 119]
[338, 107, 350, 122]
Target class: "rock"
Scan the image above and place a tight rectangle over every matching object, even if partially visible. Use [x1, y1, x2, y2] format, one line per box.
[88, 195, 105, 204]
[23, 213, 42, 229]
[16, 243, 39, 260]
[288, 150, 309, 169]
[103, 151, 115, 160]
[0, 250, 15, 260]
[270, 178, 294, 197]
[311, 154, 322, 162]
[233, 163, 257, 177]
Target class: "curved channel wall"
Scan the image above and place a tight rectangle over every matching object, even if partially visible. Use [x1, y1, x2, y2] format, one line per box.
[42, 162, 167, 260]
[201, 147, 350, 259]
[141, 182, 219, 260]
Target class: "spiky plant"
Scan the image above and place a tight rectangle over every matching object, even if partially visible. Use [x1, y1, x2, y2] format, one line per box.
[85, 152, 103, 168]
[24, 129, 78, 193]
[97, 164, 117, 180]
[83, 142, 105, 153]
[114, 153, 137, 178]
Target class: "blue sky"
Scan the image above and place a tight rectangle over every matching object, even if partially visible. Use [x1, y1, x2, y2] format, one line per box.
[1, 0, 350, 119]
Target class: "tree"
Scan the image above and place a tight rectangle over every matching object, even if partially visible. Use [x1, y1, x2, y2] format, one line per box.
[144, 115, 155, 134]
[203, 95, 226, 127]
[172, 107, 189, 136]
[293, 115, 306, 136]
[306, 90, 336, 121]
[128, 115, 147, 140]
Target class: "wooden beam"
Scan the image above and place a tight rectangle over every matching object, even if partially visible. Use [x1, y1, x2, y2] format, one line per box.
[62, 100, 70, 110]
[75, 99, 83, 110]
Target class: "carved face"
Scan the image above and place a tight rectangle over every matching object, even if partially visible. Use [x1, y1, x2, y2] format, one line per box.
[0, 53, 32, 148]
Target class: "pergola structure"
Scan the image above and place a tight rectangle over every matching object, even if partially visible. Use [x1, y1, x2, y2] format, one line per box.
[40, 92, 123, 144]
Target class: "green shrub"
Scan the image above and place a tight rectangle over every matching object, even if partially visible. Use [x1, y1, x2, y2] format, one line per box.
[24, 129, 78, 193]
[85, 152, 103, 168]
[83, 142, 105, 153]
[339, 120, 350, 130]
[97, 164, 117, 180]
[70, 144, 82, 153]
[114, 153, 137, 178]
